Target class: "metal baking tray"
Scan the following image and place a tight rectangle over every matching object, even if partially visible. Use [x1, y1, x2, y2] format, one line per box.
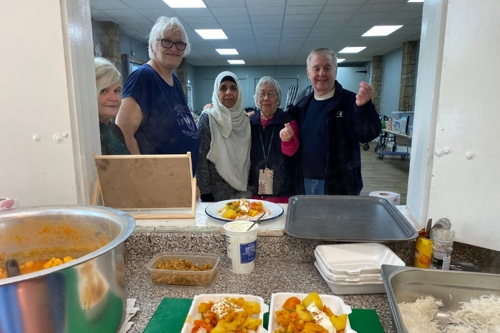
[285, 195, 417, 241]
[381, 265, 500, 332]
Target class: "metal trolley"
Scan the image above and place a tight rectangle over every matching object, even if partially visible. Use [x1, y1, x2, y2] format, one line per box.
[375, 129, 412, 160]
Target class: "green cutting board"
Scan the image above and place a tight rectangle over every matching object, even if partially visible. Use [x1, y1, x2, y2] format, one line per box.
[144, 298, 384, 333]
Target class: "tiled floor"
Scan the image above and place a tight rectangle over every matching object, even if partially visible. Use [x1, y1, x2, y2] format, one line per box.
[359, 141, 410, 205]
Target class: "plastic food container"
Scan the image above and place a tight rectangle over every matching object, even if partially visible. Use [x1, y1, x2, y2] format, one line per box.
[146, 252, 219, 287]
[181, 294, 268, 333]
[315, 262, 386, 295]
[315, 243, 405, 275]
[269, 292, 355, 333]
[315, 253, 382, 282]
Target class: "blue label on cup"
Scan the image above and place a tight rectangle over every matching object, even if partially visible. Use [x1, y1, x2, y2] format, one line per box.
[239, 240, 256, 264]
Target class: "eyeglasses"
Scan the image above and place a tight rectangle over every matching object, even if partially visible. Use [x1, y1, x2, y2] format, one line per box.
[156, 38, 187, 51]
[257, 92, 277, 99]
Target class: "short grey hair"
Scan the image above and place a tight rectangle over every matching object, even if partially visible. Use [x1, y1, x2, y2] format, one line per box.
[306, 48, 338, 68]
[254, 76, 282, 105]
[94, 57, 122, 96]
[148, 16, 191, 59]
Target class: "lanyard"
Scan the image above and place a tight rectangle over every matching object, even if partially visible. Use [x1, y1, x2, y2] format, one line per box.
[259, 127, 275, 167]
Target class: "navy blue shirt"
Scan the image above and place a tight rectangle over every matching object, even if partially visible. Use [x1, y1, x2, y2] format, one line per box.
[301, 98, 330, 179]
[122, 64, 200, 174]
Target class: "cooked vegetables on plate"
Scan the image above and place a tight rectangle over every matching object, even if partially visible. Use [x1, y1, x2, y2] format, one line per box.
[218, 199, 269, 220]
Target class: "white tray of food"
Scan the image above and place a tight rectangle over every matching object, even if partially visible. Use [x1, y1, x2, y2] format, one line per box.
[269, 292, 356, 333]
[182, 293, 269, 333]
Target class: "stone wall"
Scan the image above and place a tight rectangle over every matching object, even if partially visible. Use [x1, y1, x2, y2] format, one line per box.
[98, 21, 122, 73]
[371, 55, 383, 113]
[399, 41, 418, 111]
[176, 58, 188, 100]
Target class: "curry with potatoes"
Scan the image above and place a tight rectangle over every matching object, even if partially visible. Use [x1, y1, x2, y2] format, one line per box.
[0, 256, 74, 279]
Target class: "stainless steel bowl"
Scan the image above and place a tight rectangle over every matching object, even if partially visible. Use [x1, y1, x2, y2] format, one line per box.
[0, 205, 136, 333]
[381, 264, 500, 333]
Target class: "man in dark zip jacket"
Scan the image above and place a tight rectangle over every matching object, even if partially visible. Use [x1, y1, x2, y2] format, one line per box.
[288, 48, 381, 196]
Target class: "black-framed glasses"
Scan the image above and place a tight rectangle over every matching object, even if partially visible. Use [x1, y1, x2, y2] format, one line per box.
[257, 92, 277, 99]
[156, 38, 187, 51]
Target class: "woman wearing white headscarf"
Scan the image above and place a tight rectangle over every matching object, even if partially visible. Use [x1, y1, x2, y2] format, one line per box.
[196, 71, 251, 202]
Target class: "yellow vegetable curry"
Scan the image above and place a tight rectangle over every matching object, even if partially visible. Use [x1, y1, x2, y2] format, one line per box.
[0, 256, 74, 279]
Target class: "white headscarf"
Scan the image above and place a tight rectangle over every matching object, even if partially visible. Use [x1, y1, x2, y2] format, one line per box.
[204, 71, 251, 191]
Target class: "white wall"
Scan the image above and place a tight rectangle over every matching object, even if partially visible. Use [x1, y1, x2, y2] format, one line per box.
[0, 0, 97, 206]
[379, 48, 403, 116]
[192, 65, 368, 111]
[408, 0, 500, 251]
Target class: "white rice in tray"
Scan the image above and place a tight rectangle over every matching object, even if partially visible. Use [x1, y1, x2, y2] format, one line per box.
[398, 294, 500, 333]
[398, 296, 443, 333]
[447, 294, 500, 332]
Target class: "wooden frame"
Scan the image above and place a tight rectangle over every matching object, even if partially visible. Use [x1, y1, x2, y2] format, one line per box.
[92, 153, 196, 219]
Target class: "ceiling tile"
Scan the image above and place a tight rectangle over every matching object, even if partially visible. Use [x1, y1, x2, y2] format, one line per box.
[98, 8, 142, 18]
[287, 0, 327, 5]
[246, 0, 286, 6]
[284, 14, 320, 22]
[204, 0, 246, 7]
[90, 9, 110, 19]
[90, 0, 423, 66]
[121, 0, 168, 9]
[286, 6, 323, 15]
[89, 0, 129, 10]
[248, 6, 284, 16]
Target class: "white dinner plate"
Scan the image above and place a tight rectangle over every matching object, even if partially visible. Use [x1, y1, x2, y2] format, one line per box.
[205, 199, 284, 222]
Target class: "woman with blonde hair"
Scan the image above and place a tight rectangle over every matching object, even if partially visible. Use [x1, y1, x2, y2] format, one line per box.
[94, 57, 129, 155]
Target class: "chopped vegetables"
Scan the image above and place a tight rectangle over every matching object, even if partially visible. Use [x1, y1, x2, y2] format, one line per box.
[191, 297, 262, 333]
[0, 256, 74, 279]
[274, 292, 347, 333]
[218, 199, 268, 220]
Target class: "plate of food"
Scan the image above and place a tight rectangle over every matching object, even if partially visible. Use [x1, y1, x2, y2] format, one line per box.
[205, 198, 284, 222]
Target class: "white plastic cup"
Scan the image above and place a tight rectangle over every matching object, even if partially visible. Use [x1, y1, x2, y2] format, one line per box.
[223, 221, 259, 274]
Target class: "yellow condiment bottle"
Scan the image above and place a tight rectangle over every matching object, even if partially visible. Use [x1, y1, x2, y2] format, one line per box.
[414, 236, 433, 268]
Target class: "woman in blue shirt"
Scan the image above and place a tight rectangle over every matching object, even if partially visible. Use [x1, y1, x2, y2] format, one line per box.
[116, 16, 199, 174]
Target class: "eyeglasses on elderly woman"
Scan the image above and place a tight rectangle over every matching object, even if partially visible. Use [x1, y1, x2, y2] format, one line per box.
[257, 92, 277, 99]
[156, 38, 187, 51]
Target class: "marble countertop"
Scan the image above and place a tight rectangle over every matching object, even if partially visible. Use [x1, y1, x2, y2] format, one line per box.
[122, 202, 499, 332]
[130, 202, 417, 237]
[125, 256, 395, 333]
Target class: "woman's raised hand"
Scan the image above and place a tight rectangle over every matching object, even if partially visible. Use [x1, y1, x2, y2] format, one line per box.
[279, 123, 294, 142]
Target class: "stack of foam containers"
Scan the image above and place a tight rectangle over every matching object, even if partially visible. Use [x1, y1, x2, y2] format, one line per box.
[314, 243, 405, 295]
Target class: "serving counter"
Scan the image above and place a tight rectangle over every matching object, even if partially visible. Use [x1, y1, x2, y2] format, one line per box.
[124, 203, 500, 333]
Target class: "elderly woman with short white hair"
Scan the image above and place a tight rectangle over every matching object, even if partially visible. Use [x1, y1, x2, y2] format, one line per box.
[94, 57, 129, 155]
[116, 16, 199, 174]
[248, 76, 299, 203]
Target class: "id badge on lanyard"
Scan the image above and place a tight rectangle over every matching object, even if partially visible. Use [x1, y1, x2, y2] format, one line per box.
[258, 127, 275, 195]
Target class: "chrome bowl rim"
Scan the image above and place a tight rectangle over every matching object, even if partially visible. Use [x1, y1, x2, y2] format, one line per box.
[0, 205, 136, 286]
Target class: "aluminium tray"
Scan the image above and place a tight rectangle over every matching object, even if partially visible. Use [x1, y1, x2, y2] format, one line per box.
[381, 265, 500, 332]
[285, 195, 417, 241]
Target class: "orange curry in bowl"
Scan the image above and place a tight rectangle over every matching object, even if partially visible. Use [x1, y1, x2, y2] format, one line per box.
[0, 256, 74, 279]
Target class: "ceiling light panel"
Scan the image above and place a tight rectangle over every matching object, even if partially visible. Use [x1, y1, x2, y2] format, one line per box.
[195, 29, 228, 39]
[228, 60, 245, 64]
[337, 58, 346, 63]
[339, 47, 366, 53]
[362, 25, 403, 37]
[163, 0, 206, 8]
[216, 49, 238, 55]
